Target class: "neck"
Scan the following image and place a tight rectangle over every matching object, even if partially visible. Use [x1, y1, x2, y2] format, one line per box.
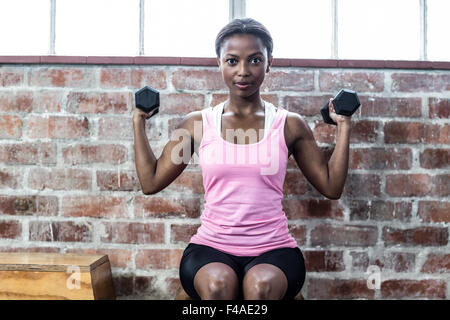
[225, 92, 264, 117]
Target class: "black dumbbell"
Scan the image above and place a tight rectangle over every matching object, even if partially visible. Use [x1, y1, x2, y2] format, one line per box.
[321, 89, 360, 125]
[135, 86, 159, 117]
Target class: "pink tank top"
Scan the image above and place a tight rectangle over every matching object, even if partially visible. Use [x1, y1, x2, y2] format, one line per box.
[190, 104, 298, 256]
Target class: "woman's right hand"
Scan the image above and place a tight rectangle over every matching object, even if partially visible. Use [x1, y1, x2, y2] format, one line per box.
[132, 108, 157, 124]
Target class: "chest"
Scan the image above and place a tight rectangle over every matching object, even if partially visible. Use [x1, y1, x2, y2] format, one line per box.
[220, 114, 266, 145]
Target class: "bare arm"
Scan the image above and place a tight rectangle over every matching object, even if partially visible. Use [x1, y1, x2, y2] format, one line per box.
[290, 99, 351, 199]
[132, 108, 200, 194]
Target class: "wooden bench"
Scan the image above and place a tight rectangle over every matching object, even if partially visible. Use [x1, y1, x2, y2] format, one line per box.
[175, 288, 305, 300]
[0, 252, 115, 300]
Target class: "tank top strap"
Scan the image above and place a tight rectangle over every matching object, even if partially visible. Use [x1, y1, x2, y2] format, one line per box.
[270, 106, 288, 131]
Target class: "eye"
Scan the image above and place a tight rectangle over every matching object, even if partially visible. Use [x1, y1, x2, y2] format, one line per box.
[226, 58, 237, 65]
[250, 57, 262, 64]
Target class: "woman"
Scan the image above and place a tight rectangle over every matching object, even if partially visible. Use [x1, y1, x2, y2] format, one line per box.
[133, 18, 352, 300]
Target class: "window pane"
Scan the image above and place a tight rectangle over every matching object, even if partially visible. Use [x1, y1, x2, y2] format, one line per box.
[56, 0, 139, 56]
[427, 0, 450, 61]
[247, 0, 332, 59]
[338, 0, 420, 60]
[144, 0, 228, 57]
[0, 0, 49, 55]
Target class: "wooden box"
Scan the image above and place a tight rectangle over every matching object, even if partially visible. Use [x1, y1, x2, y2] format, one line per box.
[0, 252, 115, 300]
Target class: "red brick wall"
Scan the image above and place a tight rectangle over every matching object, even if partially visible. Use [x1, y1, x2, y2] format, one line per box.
[0, 59, 449, 300]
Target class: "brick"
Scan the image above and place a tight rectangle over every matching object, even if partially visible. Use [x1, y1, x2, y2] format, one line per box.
[384, 122, 449, 144]
[307, 278, 375, 299]
[98, 116, 164, 141]
[348, 200, 412, 222]
[0, 247, 59, 253]
[65, 248, 132, 269]
[61, 195, 128, 218]
[429, 97, 450, 119]
[431, 174, 449, 197]
[419, 149, 449, 169]
[167, 171, 204, 194]
[382, 226, 448, 247]
[303, 250, 345, 272]
[34, 90, 63, 112]
[421, 254, 450, 273]
[28, 168, 91, 191]
[26, 116, 90, 139]
[262, 70, 314, 91]
[134, 196, 201, 218]
[418, 201, 450, 223]
[0, 142, 56, 165]
[311, 224, 378, 247]
[0, 220, 21, 239]
[371, 252, 415, 272]
[385, 174, 431, 197]
[0, 91, 33, 112]
[0, 195, 58, 216]
[0, 115, 22, 138]
[62, 144, 127, 165]
[381, 280, 446, 299]
[288, 225, 306, 245]
[159, 93, 204, 114]
[350, 148, 412, 170]
[391, 73, 450, 92]
[172, 69, 225, 90]
[359, 96, 422, 118]
[66, 91, 131, 114]
[29, 221, 93, 242]
[135, 249, 184, 270]
[29, 67, 96, 88]
[283, 171, 308, 195]
[319, 71, 384, 92]
[166, 277, 182, 298]
[0, 67, 23, 86]
[283, 199, 344, 220]
[96, 170, 141, 191]
[0, 169, 21, 189]
[284, 95, 331, 116]
[170, 224, 200, 243]
[99, 68, 141, 89]
[100, 222, 164, 244]
[350, 251, 369, 272]
[314, 121, 378, 144]
[140, 68, 167, 90]
[343, 174, 381, 197]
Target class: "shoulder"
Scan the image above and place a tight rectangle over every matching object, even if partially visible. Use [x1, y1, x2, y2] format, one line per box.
[285, 111, 311, 139]
[175, 110, 203, 138]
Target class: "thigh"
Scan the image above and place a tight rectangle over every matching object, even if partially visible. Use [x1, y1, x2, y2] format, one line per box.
[179, 243, 242, 300]
[243, 247, 306, 300]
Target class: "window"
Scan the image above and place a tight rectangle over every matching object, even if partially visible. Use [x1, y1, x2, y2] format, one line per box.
[0, 0, 49, 55]
[247, 0, 332, 59]
[338, 0, 420, 60]
[144, 0, 228, 57]
[56, 0, 139, 56]
[0, 0, 448, 61]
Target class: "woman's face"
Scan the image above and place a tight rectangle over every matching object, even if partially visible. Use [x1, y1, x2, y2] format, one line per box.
[217, 33, 273, 99]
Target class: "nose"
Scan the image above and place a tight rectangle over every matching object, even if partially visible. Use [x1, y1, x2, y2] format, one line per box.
[237, 60, 250, 77]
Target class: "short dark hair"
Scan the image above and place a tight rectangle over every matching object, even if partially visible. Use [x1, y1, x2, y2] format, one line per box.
[215, 18, 273, 58]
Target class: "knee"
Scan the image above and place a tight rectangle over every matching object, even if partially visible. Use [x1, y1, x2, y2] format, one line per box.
[200, 274, 238, 300]
[247, 278, 273, 300]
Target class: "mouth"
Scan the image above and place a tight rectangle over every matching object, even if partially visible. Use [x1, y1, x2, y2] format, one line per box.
[234, 82, 253, 90]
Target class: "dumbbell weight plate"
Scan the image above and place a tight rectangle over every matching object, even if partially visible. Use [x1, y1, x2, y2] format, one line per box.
[135, 86, 160, 116]
[321, 89, 361, 125]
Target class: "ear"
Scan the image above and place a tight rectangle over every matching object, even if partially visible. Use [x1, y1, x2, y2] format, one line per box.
[216, 57, 221, 69]
[266, 56, 273, 73]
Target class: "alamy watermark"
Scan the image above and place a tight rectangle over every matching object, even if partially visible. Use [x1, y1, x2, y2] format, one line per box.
[366, 265, 381, 290]
[66, 265, 81, 290]
[169, 121, 281, 175]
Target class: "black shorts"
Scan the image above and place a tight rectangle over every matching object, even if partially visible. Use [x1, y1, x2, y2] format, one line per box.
[179, 243, 306, 300]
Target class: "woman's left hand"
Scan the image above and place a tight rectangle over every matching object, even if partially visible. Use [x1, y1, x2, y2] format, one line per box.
[328, 98, 351, 127]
